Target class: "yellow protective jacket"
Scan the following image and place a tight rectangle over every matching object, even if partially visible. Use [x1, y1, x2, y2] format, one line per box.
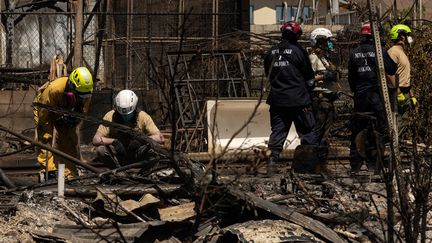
[33, 77, 91, 177]
[34, 77, 91, 139]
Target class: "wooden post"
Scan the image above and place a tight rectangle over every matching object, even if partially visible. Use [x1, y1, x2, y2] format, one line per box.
[74, 0, 84, 68]
[0, 2, 3, 65]
[125, 0, 133, 89]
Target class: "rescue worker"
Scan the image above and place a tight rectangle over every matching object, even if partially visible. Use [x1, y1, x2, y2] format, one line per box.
[308, 27, 339, 171]
[34, 67, 93, 180]
[347, 22, 397, 173]
[92, 89, 164, 167]
[388, 24, 416, 136]
[264, 21, 317, 174]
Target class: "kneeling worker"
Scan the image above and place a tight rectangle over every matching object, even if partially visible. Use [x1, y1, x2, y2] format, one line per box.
[92, 89, 164, 167]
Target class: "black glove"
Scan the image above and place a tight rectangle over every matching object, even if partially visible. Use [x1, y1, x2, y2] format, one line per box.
[112, 139, 126, 157]
[323, 71, 337, 82]
[56, 114, 78, 126]
[322, 91, 339, 101]
[127, 139, 142, 153]
[306, 79, 316, 90]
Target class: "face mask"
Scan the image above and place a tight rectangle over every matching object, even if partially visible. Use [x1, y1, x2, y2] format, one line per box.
[325, 41, 334, 52]
[121, 112, 134, 122]
[65, 92, 76, 109]
[407, 36, 414, 45]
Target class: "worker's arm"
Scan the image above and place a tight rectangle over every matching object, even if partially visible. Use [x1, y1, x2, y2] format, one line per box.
[92, 111, 115, 146]
[149, 131, 164, 144]
[37, 88, 62, 141]
[92, 131, 115, 146]
[139, 112, 165, 144]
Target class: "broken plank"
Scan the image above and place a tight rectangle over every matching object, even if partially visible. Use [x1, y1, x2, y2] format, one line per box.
[63, 184, 181, 198]
[227, 186, 345, 243]
[158, 202, 196, 222]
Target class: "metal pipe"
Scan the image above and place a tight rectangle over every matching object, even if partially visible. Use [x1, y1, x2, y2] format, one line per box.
[0, 168, 16, 189]
[58, 163, 65, 199]
[0, 11, 240, 16]
[0, 125, 102, 173]
[295, 0, 303, 22]
[283, 2, 288, 22]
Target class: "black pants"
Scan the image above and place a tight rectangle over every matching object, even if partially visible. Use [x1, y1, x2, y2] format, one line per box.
[312, 95, 336, 164]
[349, 91, 387, 169]
[268, 105, 317, 159]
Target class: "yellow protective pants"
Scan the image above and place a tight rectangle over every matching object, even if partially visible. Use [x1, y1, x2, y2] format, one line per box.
[34, 98, 79, 179]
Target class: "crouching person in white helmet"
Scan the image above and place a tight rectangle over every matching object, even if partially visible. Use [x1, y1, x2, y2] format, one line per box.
[92, 89, 164, 167]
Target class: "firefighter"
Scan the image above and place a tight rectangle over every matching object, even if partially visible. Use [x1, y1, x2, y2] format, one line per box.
[34, 67, 93, 180]
[388, 24, 416, 136]
[92, 89, 164, 167]
[264, 21, 318, 175]
[308, 27, 339, 172]
[348, 22, 397, 173]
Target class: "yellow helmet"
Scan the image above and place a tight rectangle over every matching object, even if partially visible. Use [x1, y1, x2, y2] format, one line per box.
[390, 24, 412, 40]
[69, 67, 93, 94]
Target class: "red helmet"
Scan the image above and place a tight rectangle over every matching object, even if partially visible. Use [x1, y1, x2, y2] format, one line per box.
[361, 21, 372, 35]
[280, 21, 302, 37]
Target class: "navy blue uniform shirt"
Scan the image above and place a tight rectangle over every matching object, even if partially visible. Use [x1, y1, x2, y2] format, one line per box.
[348, 38, 397, 94]
[264, 39, 315, 107]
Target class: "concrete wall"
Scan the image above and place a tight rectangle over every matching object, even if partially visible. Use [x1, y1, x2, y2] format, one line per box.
[0, 90, 35, 133]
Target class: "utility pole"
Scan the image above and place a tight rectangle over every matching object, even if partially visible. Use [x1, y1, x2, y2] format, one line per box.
[368, 0, 407, 241]
[73, 0, 83, 68]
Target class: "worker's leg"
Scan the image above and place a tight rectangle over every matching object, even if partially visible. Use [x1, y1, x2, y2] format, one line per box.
[54, 125, 79, 178]
[35, 126, 56, 172]
[268, 106, 292, 160]
[95, 145, 118, 168]
[293, 105, 317, 146]
[33, 96, 56, 173]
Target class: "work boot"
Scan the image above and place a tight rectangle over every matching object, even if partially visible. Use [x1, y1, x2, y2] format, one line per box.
[39, 171, 56, 183]
[267, 157, 277, 176]
[350, 163, 362, 175]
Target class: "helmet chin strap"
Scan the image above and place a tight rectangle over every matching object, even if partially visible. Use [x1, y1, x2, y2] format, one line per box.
[65, 79, 77, 109]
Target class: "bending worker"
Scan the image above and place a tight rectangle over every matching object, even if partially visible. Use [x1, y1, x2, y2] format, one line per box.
[92, 89, 164, 167]
[264, 21, 317, 175]
[34, 67, 93, 180]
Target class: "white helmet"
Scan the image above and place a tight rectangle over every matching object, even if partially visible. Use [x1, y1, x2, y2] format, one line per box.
[115, 89, 138, 115]
[310, 28, 333, 46]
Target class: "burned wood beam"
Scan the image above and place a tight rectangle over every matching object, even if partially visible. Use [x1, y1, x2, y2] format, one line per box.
[0, 74, 45, 85]
[0, 125, 102, 173]
[227, 186, 346, 243]
[0, 67, 48, 72]
[63, 184, 182, 198]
